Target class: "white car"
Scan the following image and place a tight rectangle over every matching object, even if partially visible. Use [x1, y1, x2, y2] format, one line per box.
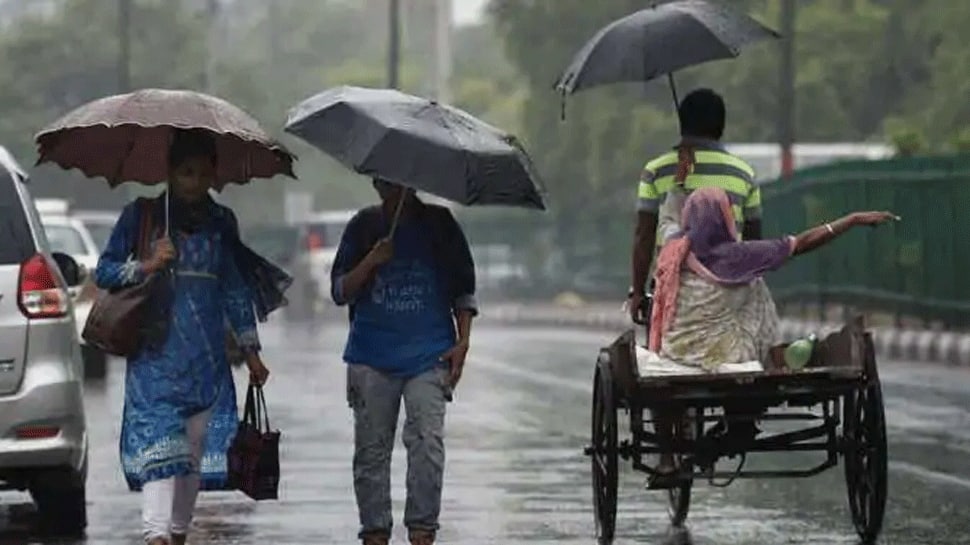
[298, 210, 356, 310]
[0, 146, 88, 536]
[70, 209, 119, 254]
[35, 200, 109, 379]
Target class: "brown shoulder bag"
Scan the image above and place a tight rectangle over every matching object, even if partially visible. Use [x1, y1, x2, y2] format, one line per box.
[81, 199, 160, 357]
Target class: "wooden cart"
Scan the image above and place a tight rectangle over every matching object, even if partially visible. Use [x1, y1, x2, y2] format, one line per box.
[583, 317, 888, 544]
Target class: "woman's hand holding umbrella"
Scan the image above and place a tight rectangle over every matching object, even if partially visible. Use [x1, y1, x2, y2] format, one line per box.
[365, 238, 394, 267]
[332, 237, 396, 305]
[143, 238, 177, 274]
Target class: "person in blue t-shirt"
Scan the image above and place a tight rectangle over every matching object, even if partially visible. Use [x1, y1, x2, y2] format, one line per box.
[330, 178, 478, 545]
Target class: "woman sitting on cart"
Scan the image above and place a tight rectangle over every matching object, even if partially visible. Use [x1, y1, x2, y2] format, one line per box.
[647, 186, 895, 483]
[649, 186, 895, 369]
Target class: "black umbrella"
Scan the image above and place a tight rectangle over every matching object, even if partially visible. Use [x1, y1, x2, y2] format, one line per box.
[284, 86, 547, 214]
[554, 0, 781, 114]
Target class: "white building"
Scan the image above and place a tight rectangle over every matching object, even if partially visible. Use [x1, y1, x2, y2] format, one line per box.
[725, 142, 895, 184]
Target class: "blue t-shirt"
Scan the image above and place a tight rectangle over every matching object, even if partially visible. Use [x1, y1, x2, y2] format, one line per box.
[342, 219, 456, 377]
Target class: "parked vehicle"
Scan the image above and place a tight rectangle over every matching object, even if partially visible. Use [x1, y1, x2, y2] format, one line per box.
[296, 210, 356, 313]
[0, 146, 88, 536]
[35, 200, 109, 379]
[70, 209, 119, 252]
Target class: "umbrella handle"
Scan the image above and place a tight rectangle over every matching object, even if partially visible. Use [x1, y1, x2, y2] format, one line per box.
[387, 188, 409, 239]
[667, 73, 680, 109]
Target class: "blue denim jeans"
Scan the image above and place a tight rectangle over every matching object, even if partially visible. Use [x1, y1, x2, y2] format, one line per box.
[346, 363, 452, 540]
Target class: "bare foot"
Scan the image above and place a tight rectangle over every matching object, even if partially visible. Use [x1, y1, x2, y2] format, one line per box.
[362, 534, 389, 545]
[409, 529, 435, 545]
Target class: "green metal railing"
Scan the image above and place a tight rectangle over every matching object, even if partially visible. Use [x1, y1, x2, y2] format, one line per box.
[761, 153, 970, 328]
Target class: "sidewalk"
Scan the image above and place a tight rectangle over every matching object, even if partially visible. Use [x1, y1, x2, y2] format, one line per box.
[481, 301, 970, 367]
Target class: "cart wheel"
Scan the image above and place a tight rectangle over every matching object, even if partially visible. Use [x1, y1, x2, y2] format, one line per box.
[843, 341, 888, 543]
[667, 409, 695, 527]
[591, 356, 619, 543]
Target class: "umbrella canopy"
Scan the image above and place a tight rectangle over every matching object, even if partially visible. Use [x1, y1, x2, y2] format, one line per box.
[554, 0, 780, 98]
[35, 88, 296, 189]
[284, 85, 546, 210]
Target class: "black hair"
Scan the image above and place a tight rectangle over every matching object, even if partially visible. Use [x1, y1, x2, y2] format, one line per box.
[168, 128, 217, 168]
[677, 88, 726, 140]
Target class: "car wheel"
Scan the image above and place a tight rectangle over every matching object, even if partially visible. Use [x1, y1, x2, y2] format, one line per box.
[81, 344, 107, 380]
[29, 467, 87, 537]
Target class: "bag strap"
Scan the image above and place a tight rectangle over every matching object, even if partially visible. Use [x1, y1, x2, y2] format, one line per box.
[243, 383, 272, 432]
[242, 383, 258, 427]
[135, 199, 156, 260]
[255, 385, 271, 432]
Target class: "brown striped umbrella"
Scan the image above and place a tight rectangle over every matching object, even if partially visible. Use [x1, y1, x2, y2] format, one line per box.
[34, 88, 297, 189]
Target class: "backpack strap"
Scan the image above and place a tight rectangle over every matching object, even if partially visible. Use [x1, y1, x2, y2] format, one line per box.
[133, 198, 156, 260]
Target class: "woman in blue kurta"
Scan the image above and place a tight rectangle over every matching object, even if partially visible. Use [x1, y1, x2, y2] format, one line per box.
[94, 129, 288, 545]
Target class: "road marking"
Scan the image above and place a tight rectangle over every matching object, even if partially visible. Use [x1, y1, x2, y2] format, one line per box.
[890, 460, 970, 490]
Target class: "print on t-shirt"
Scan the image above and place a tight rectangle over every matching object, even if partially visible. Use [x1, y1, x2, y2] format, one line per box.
[370, 258, 436, 314]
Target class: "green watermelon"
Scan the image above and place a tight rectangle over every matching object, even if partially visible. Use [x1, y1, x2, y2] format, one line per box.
[784, 336, 815, 370]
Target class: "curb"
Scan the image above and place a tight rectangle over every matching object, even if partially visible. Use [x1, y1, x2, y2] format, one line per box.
[482, 305, 970, 367]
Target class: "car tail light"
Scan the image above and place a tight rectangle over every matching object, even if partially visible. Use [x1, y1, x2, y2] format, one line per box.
[18, 254, 69, 319]
[15, 426, 60, 440]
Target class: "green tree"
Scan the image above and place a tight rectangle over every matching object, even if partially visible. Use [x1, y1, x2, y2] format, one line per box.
[0, 0, 208, 208]
[490, 0, 685, 280]
[489, 0, 970, 291]
[0, 0, 531, 223]
[211, 1, 536, 222]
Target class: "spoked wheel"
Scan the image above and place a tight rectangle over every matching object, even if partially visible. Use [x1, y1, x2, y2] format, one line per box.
[843, 341, 888, 544]
[666, 409, 695, 527]
[591, 357, 619, 544]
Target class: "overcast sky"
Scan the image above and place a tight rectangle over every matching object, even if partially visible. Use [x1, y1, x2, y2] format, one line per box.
[452, 0, 487, 25]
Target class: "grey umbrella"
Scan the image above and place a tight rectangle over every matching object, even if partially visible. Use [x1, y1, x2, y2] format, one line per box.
[284, 86, 547, 213]
[554, 0, 780, 113]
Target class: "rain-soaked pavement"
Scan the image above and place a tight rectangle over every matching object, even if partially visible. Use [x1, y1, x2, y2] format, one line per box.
[2, 321, 969, 544]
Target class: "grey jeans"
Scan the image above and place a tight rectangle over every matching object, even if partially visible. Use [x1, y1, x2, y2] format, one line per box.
[346, 363, 452, 539]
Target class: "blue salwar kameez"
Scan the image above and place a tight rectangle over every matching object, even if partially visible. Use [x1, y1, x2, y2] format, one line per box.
[95, 195, 278, 492]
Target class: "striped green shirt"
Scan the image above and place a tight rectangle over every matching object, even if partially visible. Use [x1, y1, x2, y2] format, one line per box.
[637, 139, 760, 237]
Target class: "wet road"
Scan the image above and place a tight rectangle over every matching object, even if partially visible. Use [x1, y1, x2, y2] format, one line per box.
[2, 322, 969, 544]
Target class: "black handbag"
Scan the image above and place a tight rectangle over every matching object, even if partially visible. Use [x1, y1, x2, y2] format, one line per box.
[227, 384, 281, 500]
